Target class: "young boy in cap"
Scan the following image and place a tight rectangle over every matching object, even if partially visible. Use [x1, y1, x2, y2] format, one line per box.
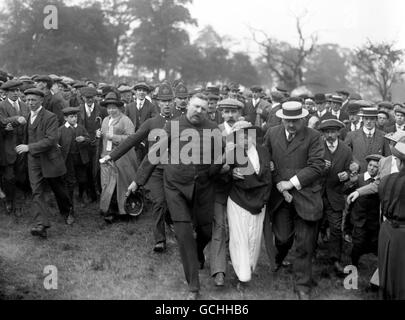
[386, 104, 405, 133]
[318, 119, 352, 275]
[58, 107, 90, 208]
[345, 154, 382, 267]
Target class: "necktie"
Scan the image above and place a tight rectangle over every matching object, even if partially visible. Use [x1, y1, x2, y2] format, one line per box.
[86, 106, 91, 117]
[328, 143, 336, 153]
[367, 177, 375, 183]
[13, 101, 19, 113]
[287, 132, 294, 142]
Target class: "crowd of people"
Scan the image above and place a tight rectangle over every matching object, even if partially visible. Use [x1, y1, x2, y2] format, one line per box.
[0, 72, 404, 300]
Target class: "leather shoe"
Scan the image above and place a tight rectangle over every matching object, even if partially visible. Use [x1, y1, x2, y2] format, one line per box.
[214, 272, 225, 287]
[30, 225, 48, 239]
[272, 260, 292, 272]
[153, 242, 167, 253]
[186, 291, 199, 300]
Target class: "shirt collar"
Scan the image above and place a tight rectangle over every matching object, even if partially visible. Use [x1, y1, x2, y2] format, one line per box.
[285, 129, 295, 139]
[8, 98, 18, 106]
[85, 103, 94, 109]
[364, 172, 372, 181]
[318, 110, 326, 117]
[327, 139, 338, 148]
[31, 106, 42, 116]
[363, 126, 375, 136]
[396, 123, 404, 131]
[65, 122, 77, 128]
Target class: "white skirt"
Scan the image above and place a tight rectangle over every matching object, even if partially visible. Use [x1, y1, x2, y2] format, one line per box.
[227, 197, 265, 282]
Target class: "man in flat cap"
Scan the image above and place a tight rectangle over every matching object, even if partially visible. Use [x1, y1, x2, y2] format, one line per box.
[328, 95, 349, 123]
[16, 88, 74, 238]
[0, 80, 30, 213]
[243, 86, 271, 128]
[126, 82, 157, 130]
[34, 75, 68, 126]
[386, 103, 405, 133]
[314, 93, 334, 122]
[318, 119, 352, 275]
[207, 92, 222, 124]
[263, 100, 325, 300]
[101, 83, 176, 253]
[377, 101, 395, 127]
[77, 86, 108, 203]
[117, 85, 134, 106]
[173, 83, 189, 119]
[376, 110, 390, 133]
[344, 106, 391, 174]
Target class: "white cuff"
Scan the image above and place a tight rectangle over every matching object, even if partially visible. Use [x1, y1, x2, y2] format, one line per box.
[290, 175, 301, 190]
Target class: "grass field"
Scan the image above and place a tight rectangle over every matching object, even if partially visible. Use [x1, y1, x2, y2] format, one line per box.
[0, 192, 378, 300]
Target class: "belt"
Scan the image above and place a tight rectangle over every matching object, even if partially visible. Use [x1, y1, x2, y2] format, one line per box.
[386, 219, 405, 229]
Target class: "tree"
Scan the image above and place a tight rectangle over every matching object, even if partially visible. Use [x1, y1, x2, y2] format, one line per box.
[228, 52, 259, 87]
[128, 0, 196, 80]
[352, 41, 405, 100]
[0, 0, 115, 79]
[251, 15, 317, 91]
[304, 44, 351, 93]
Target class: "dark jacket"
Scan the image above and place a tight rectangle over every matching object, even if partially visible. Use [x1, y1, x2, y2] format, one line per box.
[57, 124, 90, 164]
[43, 91, 68, 126]
[125, 99, 157, 131]
[25, 107, 66, 178]
[0, 99, 30, 164]
[321, 140, 352, 211]
[264, 125, 325, 221]
[228, 144, 272, 214]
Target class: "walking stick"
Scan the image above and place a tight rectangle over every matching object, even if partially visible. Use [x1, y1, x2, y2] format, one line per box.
[93, 116, 103, 187]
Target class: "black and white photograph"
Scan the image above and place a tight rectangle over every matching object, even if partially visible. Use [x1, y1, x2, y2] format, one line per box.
[0, 0, 405, 305]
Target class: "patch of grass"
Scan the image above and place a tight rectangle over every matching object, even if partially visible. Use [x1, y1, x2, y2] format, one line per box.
[0, 192, 378, 300]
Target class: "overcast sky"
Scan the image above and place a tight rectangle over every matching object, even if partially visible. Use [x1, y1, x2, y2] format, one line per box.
[189, 0, 405, 53]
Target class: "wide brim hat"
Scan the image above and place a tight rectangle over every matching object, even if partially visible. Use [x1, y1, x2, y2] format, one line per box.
[1, 80, 22, 91]
[133, 82, 150, 92]
[175, 83, 188, 98]
[392, 141, 405, 161]
[327, 95, 344, 104]
[394, 104, 405, 115]
[276, 101, 309, 119]
[100, 92, 124, 108]
[358, 107, 378, 118]
[318, 119, 345, 131]
[384, 131, 405, 143]
[217, 98, 244, 110]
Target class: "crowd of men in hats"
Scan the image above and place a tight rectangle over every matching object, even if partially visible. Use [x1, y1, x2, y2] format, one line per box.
[1, 71, 405, 301]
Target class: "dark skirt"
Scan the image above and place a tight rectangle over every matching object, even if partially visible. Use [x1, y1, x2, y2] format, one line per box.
[378, 220, 405, 300]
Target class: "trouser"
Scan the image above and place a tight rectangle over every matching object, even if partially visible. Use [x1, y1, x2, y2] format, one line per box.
[1, 164, 16, 204]
[86, 144, 99, 201]
[343, 201, 353, 236]
[28, 157, 73, 227]
[145, 168, 167, 244]
[351, 224, 379, 266]
[324, 198, 343, 262]
[173, 222, 212, 292]
[65, 153, 88, 204]
[272, 201, 319, 294]
[210, 201, 227, 277]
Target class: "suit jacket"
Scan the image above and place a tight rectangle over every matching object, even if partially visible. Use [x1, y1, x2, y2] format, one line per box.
[264, 125, 325, 221]
[357, 155, 396, 196]
[321, 140, 352, 211]
[316, 111, 335, 122]
[243, 98, 271, 127]
[228, 144, 272, 214]
[330, 110, 349, 123]
[77, 101, 108, 141]
[57, 124, 90, 164]
[263, 103, 282, 132]
[125, 99, 157, 131]
[344, 128, 391, 173]
[25, 107, 66, 178]
[43, 91, 68, 126]
[0, 99, 30, 164]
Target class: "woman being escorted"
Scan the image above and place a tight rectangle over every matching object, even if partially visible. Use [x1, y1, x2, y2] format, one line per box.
[378, 139, 405, 300]
[225, 121, 272, 285]
[97, 92, 137, 222]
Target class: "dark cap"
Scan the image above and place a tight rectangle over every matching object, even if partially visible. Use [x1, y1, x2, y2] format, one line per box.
[378, 101, 394, 110]
[314, 93, 326, 104]
[133, 82, 150, 92]
[80, 87, 98, 98]
[24, 88, 45, 97]
[1, 80, 22, 91]
[100, 91, 124, 108]
[250, 85, 263, 93]
[365, 154, 383, 163]
[72, 81, 87, 89]
[318, 119, 345, 131]
[33, 75, 52, 83]
[62, 107, 80, 116]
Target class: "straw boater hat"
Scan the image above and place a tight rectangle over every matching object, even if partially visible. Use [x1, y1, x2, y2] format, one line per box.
[358, 107, 378, 118]
[276, 101, 309, 119]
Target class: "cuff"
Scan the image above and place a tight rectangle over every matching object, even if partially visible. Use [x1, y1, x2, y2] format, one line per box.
[290, 175, 302, 190]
